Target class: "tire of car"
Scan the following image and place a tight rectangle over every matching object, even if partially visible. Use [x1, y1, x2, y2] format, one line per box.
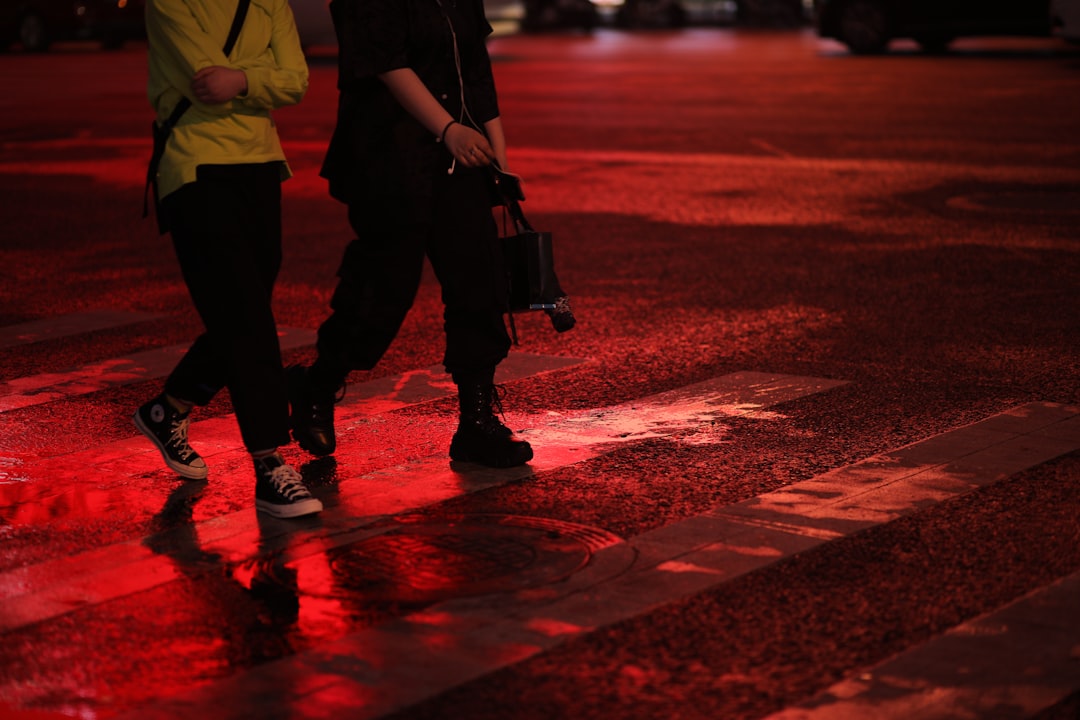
[838, 0, 889, 54]
[615, 0, 685, 29]
[667, 2, 687, 27]
[521, 0, 558, 31]
[914, 33, 954, 54]
[18, 12, 50, 52]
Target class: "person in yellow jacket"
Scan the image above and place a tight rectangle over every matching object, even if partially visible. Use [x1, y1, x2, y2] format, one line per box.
[133, 0, 322, 519]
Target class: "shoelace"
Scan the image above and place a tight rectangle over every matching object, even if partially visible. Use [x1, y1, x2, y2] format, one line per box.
[491, 384, 506, 415]
[168, 416, 197, 461]
[485, 385, 514, 434]
[269, 464, 312, 501]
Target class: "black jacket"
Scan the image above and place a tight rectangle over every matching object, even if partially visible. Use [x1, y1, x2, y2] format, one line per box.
[321, 0, 500, 207]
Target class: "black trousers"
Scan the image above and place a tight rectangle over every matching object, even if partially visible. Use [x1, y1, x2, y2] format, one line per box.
[312, 165, 511, 390]
[161, 163, 291, 452]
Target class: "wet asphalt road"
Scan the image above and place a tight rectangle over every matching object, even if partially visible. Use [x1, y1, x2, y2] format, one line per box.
[1, 27, 1079, 720]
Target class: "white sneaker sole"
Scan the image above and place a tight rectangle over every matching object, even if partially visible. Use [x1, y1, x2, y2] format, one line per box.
[255, 497, 324, 519]
[132, 411, 209, 481]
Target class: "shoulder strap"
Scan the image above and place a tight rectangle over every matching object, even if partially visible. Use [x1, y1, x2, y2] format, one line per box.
[223, 0, 252, 57]
[162, 0, 252, 131]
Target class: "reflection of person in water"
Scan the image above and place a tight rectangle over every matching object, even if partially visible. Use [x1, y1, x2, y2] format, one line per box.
[144, 483, 302, 644]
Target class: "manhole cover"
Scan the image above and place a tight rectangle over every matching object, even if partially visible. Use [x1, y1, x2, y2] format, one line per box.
[310, 514, 624, 604]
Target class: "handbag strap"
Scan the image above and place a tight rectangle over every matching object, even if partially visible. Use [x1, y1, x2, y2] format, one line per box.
[503, 198, 534, 234]
[489, 167, 534, 234]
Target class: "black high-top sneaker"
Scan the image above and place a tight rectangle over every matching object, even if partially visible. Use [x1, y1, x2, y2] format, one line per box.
[286, 364, 338, 456]
[254, 453, 323, 519]
[133, 395, 208, 480]
[449, 381, 533, 468]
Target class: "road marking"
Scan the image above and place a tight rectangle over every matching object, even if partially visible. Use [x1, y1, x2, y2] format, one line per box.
[6, 143, 1078, 240]
[749, 137, 795, 159]
[763, 569, 1080, 720]
[0, 371, 843, 633]
[0, 310, 161, 350]
[0, 327, 315, 412]
[8, 138, 1080, 179]
[106, 401, 1080, 720]
[0, 351, 586, 514]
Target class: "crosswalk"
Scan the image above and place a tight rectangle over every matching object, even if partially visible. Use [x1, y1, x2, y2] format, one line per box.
[114, 401, 1080, 720]
[1, 311, 1078, 719]
[0, 326, 315, 412]
[765, 568, 1080, 719]
[0, 369, 845, 632]
[0, 310, 160, 351]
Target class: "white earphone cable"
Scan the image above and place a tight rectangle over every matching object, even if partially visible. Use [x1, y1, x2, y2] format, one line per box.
[436, 0, 478, 174]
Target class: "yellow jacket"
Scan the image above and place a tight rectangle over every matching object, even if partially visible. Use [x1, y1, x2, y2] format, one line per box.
[146, 0, 309, 199]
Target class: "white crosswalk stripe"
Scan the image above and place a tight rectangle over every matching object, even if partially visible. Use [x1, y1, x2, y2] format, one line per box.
[0, 310, 161, 350]
[0, 326, 315, 412]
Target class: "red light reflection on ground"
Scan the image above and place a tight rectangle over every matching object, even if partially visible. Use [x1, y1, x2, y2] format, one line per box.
[304, 680, 382, 713]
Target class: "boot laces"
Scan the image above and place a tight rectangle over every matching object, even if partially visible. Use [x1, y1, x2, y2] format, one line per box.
[484, 385, 513, 434]
[491, 384, 506, 416]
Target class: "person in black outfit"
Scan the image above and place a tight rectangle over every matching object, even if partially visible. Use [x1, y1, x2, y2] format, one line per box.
[288, 0, 533, 468]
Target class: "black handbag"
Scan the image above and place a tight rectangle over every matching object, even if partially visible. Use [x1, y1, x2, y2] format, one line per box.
[492, 169, 576, 342]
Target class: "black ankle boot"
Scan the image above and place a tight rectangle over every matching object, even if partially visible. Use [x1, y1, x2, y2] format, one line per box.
[286, 365, 339, 457]
[449, 381, 533, 468]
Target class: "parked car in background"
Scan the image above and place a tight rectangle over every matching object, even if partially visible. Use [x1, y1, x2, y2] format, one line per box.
[608, 0, 803, 29]
[485, 0, 527, 28]
[1, 0, 144, 52]
[814, 0, 1063, 54]
[520, 0, 600, 30]
[1052, 0, 1080, 39]
[290, 0, 530, 49]
[733, 0, 806, 25]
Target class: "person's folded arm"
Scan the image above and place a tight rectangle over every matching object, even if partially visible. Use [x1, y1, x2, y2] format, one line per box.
[146, 0, 239, 115]
[233, 0, 309, 110]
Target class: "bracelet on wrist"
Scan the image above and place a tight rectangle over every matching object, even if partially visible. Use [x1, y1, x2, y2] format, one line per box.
[439, 120, 457, 144]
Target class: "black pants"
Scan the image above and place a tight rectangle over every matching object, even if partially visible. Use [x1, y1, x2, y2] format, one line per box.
[312, 166, 511, 390]
[161, 163, 290, 452]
